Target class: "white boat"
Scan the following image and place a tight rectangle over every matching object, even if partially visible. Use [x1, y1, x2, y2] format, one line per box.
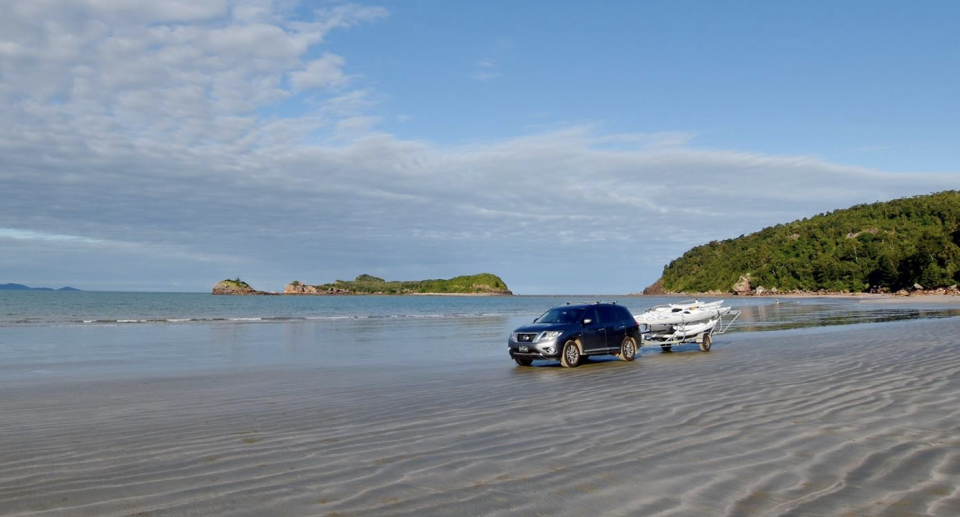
[665, 317, 719, 339]
[667, 299, 724, 310]
[635, 300, 731, 331]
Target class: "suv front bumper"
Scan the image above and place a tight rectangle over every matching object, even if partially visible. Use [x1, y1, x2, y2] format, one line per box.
[507, 339, 561, 360]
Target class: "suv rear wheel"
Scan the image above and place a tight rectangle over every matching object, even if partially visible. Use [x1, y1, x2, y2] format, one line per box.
[560, 340, 581, 368]
[619, 336, 637, 361]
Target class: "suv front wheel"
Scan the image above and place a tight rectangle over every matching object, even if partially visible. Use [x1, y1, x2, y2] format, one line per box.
[560, 340, 581, 368]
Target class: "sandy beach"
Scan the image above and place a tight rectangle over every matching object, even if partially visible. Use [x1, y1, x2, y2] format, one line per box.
[2, 316, 960, 516]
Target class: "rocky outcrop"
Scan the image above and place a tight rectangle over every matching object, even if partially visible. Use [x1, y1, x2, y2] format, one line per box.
[642, 278, 666, 295]
[212, 279, 274, 295]
[731, 274, 752, 295]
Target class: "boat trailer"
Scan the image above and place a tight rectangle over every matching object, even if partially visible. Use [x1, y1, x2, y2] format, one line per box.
[640, 309, 741, 352]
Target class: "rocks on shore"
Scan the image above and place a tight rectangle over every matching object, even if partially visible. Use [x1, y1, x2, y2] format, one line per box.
[643, 274, 960, 298]
[283, 282, 352, 295]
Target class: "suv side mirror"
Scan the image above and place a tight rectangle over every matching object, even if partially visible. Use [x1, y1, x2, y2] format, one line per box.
[582, 318, 593, 326]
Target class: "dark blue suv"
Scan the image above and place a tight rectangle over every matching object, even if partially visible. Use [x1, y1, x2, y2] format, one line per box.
[508, 302, 642, 367]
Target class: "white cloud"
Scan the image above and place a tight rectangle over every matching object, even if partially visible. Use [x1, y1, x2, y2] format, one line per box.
[0, 228, 103, 243]
[311, 3, 389, 32]
[3, 120, 957, 291]
[472, 59, 501, 81]
[335, 116, 382, 136]
[290, 53, 349, 91]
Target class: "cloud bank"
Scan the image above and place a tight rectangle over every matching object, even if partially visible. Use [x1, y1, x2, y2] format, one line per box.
[1, 1, 956, 293]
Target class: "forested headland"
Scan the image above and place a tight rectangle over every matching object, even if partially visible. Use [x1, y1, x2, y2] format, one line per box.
[650, 191, 960, 294]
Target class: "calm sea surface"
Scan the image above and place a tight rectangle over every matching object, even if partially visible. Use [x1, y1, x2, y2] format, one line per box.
[1, 291, 958, 385]
[1, 291, 958, 329]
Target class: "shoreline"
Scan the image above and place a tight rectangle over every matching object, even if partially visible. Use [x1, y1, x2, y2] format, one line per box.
[631, 291, 960, 304]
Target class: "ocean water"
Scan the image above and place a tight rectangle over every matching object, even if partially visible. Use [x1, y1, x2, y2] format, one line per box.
[1, 291, 958, 385]
[0, 291, 590, 327]
[1, 291, 958, 329]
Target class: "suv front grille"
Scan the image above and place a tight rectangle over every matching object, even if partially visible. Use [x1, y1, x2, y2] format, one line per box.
[517, 333, 537, 343]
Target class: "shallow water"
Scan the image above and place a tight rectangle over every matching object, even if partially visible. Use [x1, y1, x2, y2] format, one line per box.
[728, 298, 960, 332]
[1, 291, 959, 386]
[2, 291, 959, 329]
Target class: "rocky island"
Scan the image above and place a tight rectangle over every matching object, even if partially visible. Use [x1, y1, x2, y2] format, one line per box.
[211, 278, 276, 295]
[284, 273, 513, 295]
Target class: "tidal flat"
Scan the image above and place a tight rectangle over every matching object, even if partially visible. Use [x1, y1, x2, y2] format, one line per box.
[2, 300, 960, 516]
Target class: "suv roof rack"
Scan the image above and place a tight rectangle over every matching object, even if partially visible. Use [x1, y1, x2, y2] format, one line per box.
[564, 300, 618, 305]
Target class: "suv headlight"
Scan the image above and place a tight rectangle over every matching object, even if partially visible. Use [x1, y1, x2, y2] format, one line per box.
[536, 331, 563, 342]
[510, 332, 518, 341]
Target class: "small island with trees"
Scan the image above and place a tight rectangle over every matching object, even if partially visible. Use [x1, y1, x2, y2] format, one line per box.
[284, 273, 512, 295]
[646, 190, 960, 296]
[212, 274, 512, 295]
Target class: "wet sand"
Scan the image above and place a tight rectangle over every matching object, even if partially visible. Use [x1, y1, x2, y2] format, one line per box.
[3, 318, 960, 516]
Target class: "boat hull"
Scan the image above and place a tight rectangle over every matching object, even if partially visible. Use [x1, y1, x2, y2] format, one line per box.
[635, 306, 731, 331]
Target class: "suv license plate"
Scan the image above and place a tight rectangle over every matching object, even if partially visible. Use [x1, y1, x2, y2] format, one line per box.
[519, 345, 529, 352]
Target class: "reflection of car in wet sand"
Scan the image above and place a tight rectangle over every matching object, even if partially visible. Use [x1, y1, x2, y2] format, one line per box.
[635, 299, 739, 352]
[507, 302, 642, 367]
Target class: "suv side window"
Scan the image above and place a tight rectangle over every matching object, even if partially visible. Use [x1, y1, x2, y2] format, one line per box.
[597, 305, 618, 324]
[616, 306, 633, 323]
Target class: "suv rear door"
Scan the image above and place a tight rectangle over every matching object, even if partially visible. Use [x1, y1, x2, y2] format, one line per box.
[598, 305, 627, 351]
[580, 307, 606, 352]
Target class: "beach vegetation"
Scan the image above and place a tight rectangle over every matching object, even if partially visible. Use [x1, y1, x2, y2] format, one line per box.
[222, 278, 253, 290]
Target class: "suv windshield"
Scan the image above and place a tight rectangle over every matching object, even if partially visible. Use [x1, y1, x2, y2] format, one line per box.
[534, 307, 584, 324]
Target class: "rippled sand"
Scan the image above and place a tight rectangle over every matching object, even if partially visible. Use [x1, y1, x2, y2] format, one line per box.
[3, 318, 960, 516]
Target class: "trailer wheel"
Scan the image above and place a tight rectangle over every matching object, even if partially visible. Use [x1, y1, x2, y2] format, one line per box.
[560, 340, 581, 368]
[619, 337, 637, 361]
[699, 333, 712, 352]
[660, 344, 672, 353]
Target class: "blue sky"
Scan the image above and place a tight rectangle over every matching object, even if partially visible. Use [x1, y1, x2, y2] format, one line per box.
[1, 1, 958, 293]
[340, 1, 960, 170]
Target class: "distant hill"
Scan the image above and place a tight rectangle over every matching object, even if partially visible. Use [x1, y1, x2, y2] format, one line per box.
[650, 191, 960, 294]
[285, 273, 513, 295]
[0, 283, 82, 291]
